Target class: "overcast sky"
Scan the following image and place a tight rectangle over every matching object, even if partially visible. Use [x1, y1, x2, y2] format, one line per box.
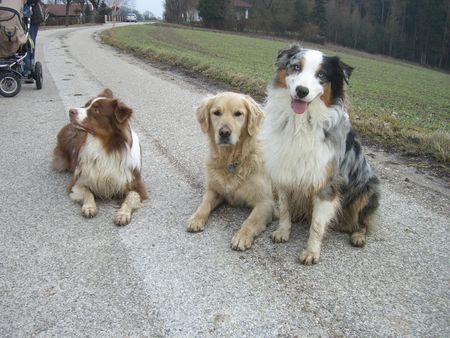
[135, 0, 164, 18]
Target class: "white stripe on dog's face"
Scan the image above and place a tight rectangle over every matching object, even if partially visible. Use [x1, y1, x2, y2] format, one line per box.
[71, 97, 108, 122]
[286, 50, 324, 102]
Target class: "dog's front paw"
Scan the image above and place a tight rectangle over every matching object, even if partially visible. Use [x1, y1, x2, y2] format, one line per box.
[231, 229, 254, 251]
[299, 249, 320, 265]
[187, 216, 205, 232]
[114, 210, 131, 226]
[350, 232, 366, 247]
[271, 228, 290, 243]
[82, 205, 97, 218]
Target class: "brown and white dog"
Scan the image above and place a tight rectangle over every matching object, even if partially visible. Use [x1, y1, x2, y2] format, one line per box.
[52, 89, 147, 225]
[188, 92, 276, 250]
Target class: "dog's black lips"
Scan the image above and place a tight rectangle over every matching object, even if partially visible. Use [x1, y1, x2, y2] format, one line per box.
[218, 139, 232, 146]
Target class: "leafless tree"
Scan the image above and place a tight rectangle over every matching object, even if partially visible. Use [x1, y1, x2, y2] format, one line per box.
[103, 0, 134, 8]
[164, 0, 198, 23]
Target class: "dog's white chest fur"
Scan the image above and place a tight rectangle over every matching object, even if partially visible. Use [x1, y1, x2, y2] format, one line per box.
[75, 130, 141, 198]
[262, 90, 335, 190]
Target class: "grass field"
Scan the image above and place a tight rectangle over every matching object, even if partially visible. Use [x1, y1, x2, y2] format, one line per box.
[101, 24, 450, 164]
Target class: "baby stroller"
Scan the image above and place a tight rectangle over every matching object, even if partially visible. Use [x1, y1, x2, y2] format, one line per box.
[0, 0, 43, 97]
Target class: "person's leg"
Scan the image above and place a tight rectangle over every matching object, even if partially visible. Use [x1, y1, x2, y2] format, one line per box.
[24, 25, 39, 81]
[24, 54, 31, 73]
[29, 25, 39, 62]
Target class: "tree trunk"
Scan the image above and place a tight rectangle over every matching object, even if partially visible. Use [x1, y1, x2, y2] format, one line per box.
[388, 0, 397, 56]
[388, 34, 394, 56]
[420, 51, 426, 65]
[90, 0, 99, 23]
[353, 19, 359, 49]
[400, 1, 406, 41]
[353, 34, 358, 49]
[65, 1, 72, 27]
[438, 1, 450, 68]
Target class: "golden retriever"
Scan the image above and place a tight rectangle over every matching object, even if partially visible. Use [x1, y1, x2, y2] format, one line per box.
[187, 92, 276, 250]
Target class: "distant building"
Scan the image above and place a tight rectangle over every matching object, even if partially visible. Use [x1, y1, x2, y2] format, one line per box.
[46, 3, 82, 25]
[186, 0, 253, 23]
[185, 0, 200, 22]
[234, 0, 252, 20]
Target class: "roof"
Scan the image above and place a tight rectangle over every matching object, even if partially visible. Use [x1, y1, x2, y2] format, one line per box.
[46, 4, 81, 17]
[234, 0, 252, 8]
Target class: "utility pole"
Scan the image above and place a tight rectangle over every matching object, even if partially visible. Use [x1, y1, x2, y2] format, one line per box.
[112, 0, 117, 45]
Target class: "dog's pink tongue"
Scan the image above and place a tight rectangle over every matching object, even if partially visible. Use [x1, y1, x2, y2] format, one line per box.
[291, 99, 307, 114]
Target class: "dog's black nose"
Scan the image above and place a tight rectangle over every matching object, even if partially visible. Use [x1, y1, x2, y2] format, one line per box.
[295, 86, 309, 98]
[219, 126, 231, 138]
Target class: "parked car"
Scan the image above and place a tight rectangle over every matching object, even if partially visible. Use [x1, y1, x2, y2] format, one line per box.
[126, 13, 137, 22]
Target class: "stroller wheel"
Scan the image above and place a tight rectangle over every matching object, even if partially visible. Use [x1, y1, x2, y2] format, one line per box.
[0, 72, 21, 97]
[34, 62, 43, 90]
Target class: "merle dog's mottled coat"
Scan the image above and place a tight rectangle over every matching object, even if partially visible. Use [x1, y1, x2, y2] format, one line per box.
[262, 44, 380, 265]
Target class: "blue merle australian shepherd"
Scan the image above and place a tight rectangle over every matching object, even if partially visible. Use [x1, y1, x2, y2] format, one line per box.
[262, 44, 380, 265]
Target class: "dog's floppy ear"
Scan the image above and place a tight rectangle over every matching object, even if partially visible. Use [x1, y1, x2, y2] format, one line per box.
[244, 95, 264, 137]
[85, 89, 114, 107]
[196, 95, 214, 133]
[276, 44, 302, 69]
[99, 88, 114, 98]
[339, 60, 354, 85]
[114, 100, 133, 123]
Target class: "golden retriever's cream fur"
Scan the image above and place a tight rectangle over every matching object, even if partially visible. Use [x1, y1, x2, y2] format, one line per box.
[187, 92, 276, 250]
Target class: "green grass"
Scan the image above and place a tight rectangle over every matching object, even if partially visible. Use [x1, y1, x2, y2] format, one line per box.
[101, 24, 450, 164]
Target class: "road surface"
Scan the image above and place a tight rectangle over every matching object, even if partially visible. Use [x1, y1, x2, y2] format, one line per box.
[0, 24, 449, 336]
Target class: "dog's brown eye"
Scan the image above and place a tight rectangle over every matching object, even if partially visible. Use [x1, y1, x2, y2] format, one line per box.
[234, 111, 243, 117]
[213, 111, 221, 116]
[90, 105, 99, 114]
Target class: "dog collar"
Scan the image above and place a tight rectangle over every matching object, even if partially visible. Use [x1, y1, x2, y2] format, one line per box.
[227, 162, 239, 174]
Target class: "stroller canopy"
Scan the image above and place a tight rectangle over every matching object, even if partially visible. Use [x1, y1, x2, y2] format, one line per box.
[0, 0, 24, 15]
[0, 0, 27, 58]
